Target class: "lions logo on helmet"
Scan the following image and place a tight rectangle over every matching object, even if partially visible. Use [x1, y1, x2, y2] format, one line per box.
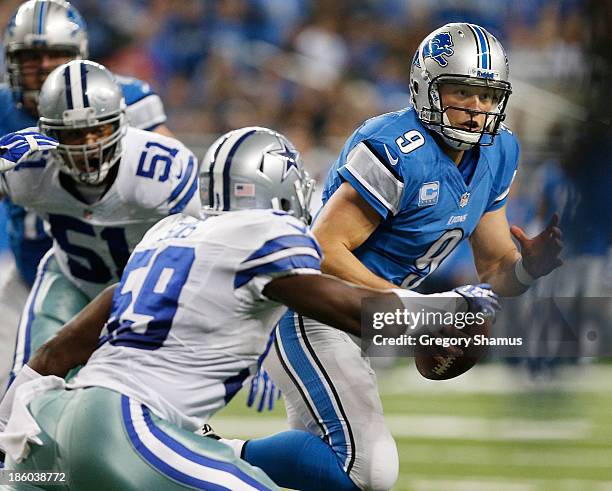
[201, 127, 314, 224]
[410, 23, 512, 150]
[422, 32, 454, 67]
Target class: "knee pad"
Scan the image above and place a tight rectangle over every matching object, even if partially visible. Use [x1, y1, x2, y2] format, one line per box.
[351, 431, 398, 491]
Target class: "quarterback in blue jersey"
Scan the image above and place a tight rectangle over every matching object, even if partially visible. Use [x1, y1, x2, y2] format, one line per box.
[262, 23, 564, 490]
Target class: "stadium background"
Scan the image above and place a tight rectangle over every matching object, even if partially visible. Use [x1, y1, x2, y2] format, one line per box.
[0, 0, 610, 489]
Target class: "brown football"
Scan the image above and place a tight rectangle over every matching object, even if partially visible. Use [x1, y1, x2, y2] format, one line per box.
[414, 315, 491, 380]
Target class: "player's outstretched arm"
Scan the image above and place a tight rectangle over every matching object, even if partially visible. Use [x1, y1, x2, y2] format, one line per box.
[263, 273, 401, 337]
[28, 284, 117, 377]
[312, 182, 397, 290]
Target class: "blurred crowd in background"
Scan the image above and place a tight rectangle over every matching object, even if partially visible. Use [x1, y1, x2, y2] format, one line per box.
[0, 0, 609, 360]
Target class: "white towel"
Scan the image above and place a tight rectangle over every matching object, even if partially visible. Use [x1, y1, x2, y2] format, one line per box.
[0, 375, 66, 463]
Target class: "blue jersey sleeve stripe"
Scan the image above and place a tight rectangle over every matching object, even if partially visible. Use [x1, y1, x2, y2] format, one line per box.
[168, 155, 195, 203]
[169, 168, 198, 214]
[234, 255, 321, 289]
[338, 166, 392, 219]
[243, 234, 322, 263]
[362, 140, 403, 182]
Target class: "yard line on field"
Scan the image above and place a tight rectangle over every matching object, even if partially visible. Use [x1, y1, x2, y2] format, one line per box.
[376, 364, 612, 395]
[398, 442, 612, 468]
[210, 414, 589, 441]
[403, 476, 612, 491]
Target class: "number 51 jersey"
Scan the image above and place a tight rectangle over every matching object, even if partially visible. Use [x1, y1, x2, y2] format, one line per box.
[321, 106, 519, 288]
[70, 210, 323, 429]
[0, 127, 200, 298]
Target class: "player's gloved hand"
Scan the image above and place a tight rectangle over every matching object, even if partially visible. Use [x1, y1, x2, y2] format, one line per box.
[246, 367, 281, 412]
[0, 131, 58, 172]
[453, 283, 501, 321]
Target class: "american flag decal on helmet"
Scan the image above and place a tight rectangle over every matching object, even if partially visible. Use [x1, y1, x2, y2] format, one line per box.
[234, 183, 255, 197]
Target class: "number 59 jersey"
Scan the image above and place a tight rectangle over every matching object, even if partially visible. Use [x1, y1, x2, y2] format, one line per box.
[0, 127, 200, 298]
[70, 210, 322, 430]
[321, 106, 519, 289]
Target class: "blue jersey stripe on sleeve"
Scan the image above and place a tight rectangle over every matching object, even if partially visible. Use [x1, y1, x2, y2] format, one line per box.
[169, 169, 198, 214]
[243, 234, 322, 264]
[168, 155, 195, 203]
[234, 254, 321, 289]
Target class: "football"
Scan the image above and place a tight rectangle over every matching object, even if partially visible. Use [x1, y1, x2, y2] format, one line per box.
[414, 315, 492, 380]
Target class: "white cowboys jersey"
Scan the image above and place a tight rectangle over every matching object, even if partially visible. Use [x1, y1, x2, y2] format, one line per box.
[69, 210, 322, 430]
[0, 127, 200, 298]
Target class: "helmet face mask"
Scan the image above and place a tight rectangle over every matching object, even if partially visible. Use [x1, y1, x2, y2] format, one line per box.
[410, 23, 512, 150]
[425, 75, 511, 148]
[38, 60, 126, 186]
[201, 127, 315, 224]
[46, 119, 126, 185]
[4, 0, 88, 104]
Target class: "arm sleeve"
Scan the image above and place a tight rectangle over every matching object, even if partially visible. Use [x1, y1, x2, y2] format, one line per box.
[337, 140, 404, 219]
[233, 224, 323, 306]
[120, 77, 168, 131]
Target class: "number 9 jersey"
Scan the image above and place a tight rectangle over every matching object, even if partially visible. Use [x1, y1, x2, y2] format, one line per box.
[0, 127, 200, 298]
[321, 106, 519, 288]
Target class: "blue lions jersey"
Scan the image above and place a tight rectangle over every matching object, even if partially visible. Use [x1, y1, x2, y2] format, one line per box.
[321, 107, 519, 288]
[0, 77, 168, 286]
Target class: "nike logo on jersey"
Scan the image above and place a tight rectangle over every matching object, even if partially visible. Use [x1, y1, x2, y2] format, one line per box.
[383, 144, 399, 166]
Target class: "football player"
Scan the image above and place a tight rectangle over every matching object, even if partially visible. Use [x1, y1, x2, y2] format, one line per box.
[0, 60, 200, 390]
[257, 23, 564, 491]
[0, 0, 172, 390]
[0, 127, 499, 490]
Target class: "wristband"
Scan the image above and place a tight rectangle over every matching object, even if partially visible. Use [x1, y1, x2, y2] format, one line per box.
[514, 258, 536, 286]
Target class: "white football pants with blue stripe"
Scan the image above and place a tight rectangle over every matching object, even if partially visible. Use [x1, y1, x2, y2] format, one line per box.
[265, 311, 399, 491]
[5, 386, 279, 491]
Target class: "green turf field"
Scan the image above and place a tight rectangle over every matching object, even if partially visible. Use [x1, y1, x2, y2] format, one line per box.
[212, 363, 612, 490]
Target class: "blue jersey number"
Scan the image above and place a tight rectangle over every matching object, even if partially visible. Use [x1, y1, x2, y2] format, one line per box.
[105, 245, 195, 350]
[48, 214, 130, 283]
[136, 141, 179, 182]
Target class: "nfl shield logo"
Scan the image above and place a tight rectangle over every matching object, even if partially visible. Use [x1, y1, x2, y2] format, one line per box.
[459, 192, 470, 208]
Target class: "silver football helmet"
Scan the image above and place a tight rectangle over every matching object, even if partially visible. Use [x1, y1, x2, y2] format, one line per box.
[201, 127, 315, 223]
[410, 23, 512, 150]
[38, 60, 126, 185]
[4, 0, 88, 102]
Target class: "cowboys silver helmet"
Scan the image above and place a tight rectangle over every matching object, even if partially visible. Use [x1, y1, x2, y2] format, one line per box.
[201, 127, 315, 223]
[38, 60, 126, 185]
[410, 23, 512, 150]
[4, 0, 88, 102]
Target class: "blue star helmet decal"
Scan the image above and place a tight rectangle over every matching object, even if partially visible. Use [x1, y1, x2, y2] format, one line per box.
[267, 139, 300, 181]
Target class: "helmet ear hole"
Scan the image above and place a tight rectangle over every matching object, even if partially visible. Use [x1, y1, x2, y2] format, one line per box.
[412, 81, 419, 94]
[280, 198, 291, 212]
